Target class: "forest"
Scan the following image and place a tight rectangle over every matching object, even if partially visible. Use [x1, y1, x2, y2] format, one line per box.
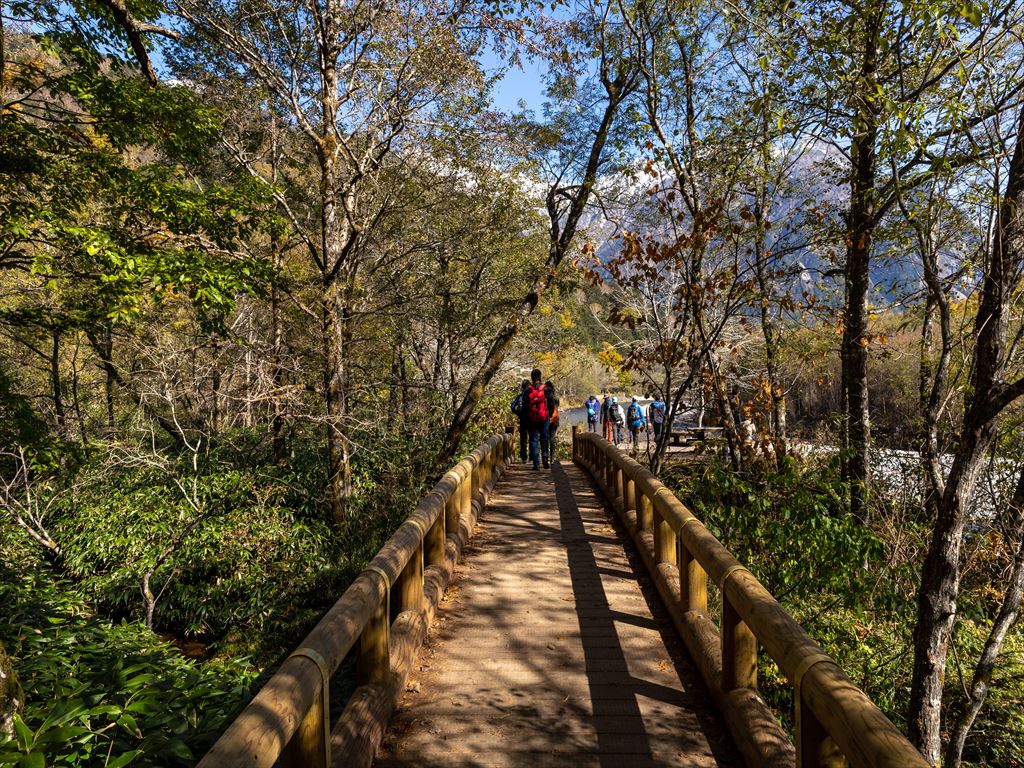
[1, 0, 1024, 765]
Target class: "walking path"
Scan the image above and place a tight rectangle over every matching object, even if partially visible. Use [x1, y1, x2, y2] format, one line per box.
[373, 460, 740, 768]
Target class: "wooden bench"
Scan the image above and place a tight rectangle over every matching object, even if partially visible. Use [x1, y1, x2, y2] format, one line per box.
[668, 426, 724, 446]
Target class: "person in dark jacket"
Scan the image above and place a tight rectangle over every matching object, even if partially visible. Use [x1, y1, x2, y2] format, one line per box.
[601, 393, 614, 441]
[510, 379, 531, 463]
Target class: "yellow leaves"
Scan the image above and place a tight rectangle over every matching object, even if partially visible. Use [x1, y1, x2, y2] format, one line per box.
[597, 342, 624, 371]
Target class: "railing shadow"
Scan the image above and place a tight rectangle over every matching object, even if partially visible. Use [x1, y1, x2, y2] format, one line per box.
[552, 461, 739, 767]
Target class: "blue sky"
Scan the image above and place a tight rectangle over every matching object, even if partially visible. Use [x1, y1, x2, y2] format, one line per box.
[478, 49, 549, 115]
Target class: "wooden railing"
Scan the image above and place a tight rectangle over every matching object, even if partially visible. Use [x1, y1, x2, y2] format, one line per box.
[197, 433, 513, 768]
[572, 429, 928, 768]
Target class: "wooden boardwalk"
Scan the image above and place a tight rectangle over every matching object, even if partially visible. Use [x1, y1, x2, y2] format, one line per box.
[374, 460, 740, 768]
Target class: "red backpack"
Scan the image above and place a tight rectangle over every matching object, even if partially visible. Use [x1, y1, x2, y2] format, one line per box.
[527, 385, 548, 423]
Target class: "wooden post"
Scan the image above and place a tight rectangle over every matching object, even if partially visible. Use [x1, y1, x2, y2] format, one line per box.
[426, 511, 445, 567]
[280, 684, 327, 768]
[445, 485, 460, 542]
[638, 492, 653, 531]
[680, 546, 707, 613]
[358, 592, 391, 687]
[399, 542, 424, 614]
[614, 464, 624, 510]
[722, 597, 757, 690]
[462, 472, 471, 519]
[472, 458, 480, 500]
[796, 688, 848, 768]
[653, 507, 677, 566]
[625, 475, 636, 514]
[572, 425, 579, 462]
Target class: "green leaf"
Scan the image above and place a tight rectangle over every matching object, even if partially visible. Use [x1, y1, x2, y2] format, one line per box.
[116, 714, 142, 738]
[106, 749, 142, 768]
[13, 715, 34, 751]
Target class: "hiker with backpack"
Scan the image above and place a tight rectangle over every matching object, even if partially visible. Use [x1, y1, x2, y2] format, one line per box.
[525, 368, 554, 470]
[585, 395, 600, 432]
[626, 396, 646, 448]
[648, 396, 667, 442]
[601, 393, 614, 441]
[544, 380, 560, 461]
[510, 379, 531, 463]
[610, 396, 625, 444]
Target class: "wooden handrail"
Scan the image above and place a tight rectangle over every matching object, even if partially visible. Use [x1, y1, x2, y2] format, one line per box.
[197, 433, 513, 768]
[572, 428, 928, 768]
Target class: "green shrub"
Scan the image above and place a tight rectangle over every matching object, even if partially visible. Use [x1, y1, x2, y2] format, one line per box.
[671, 454, 880, 600]
[0, 564, 257, 767]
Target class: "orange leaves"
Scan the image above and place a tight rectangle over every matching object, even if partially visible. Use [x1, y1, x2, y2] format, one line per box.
[857, 333, 889, 347]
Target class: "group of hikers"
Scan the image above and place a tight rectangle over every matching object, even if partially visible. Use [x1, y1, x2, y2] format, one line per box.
[512, 372, 669, 468]
[510, 368, 561, 470]
[584, 393, 666, 448]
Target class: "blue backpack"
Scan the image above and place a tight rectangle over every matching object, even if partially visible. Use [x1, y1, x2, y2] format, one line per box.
[586, 399, 599, 418]
[651, 400, 666, 424]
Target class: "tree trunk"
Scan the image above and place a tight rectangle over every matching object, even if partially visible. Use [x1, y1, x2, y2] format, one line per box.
[70, 343, 88, 447]
[100, 323, 116, 433]
[843, 117, 877, 525]
[757, 270, 786, 448]
[50, 328, 66, 435]
[322, 279, 349, 524]
[944, 467, 1024, 768]
[909, 104, 1024, 764]
[706, 351, 743, 471]
[210, 340, 221, 435]
[0, 640, 22, 738]
[271, 242, 287, 463]
[842, 6, 882, 525]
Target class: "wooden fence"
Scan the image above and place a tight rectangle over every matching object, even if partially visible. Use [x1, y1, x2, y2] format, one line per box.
[572, 429, 928, 768]
[197, 433, 513, 768]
